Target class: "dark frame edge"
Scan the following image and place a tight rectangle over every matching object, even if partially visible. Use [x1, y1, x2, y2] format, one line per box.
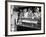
[6, 1, 45, 4]
[5, 1, 8, 36]
[6, 33, 45, 36]
[44, 2, 45, 34]
[5, 1, 45, 36]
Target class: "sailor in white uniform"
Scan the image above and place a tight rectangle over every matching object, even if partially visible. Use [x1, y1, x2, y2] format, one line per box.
[23, 8, 28, 18]
[34, 8, 41, 19]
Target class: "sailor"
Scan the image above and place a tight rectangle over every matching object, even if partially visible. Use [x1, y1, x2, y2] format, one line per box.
[34, 8, 41, 19]
[28, 8, 33, 18]
[23, 8, 28, 18]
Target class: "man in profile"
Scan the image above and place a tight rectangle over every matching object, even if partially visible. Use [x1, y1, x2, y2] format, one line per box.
[11, 6, 19, 31]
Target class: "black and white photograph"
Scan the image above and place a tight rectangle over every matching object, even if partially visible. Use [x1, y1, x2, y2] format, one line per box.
[6, 1, 45, 36]
[11, 6, 41, 31]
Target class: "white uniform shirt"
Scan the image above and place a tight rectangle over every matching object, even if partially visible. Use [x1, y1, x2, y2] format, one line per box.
[34, 12, 41, 19]
[24, 12, 28, 18]
[11, 12, 18, 31]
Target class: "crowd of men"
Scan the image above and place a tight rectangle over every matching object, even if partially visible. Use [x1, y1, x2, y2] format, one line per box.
[19, 8, 41, 19]
[11, 7, 41, 31]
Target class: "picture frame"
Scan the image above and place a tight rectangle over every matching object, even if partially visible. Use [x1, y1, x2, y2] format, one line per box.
[5, 1, 45, 36]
